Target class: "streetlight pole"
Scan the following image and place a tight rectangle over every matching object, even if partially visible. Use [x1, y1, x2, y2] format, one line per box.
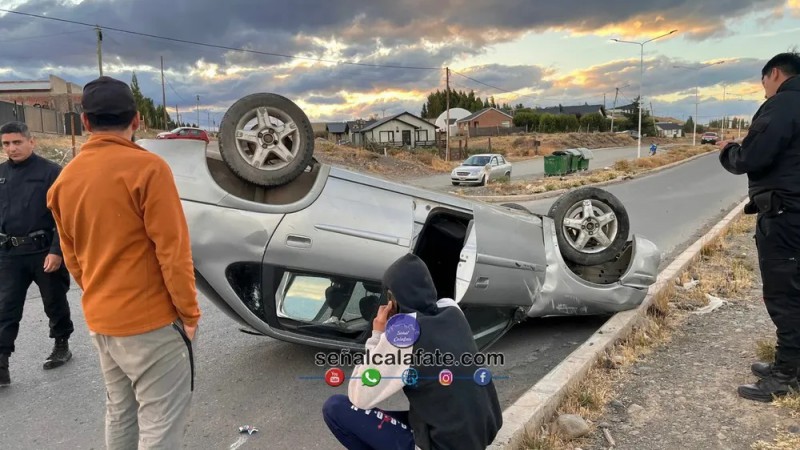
[673, 61, 725, 146]
[612, 29, 678, 159]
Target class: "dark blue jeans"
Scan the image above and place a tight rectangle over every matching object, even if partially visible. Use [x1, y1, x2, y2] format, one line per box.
[322, 394, 416, 450]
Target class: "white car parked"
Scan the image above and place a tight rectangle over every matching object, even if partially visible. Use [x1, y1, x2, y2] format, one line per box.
[451, 153, 512, 186]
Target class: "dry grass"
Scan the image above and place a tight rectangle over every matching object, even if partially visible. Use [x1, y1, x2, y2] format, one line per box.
[462, 132, 690, 159]
[752, 431, 800, 450]
[519, 213, 757, 449]
[467, 144, 715, 197]
[755, 390, 800, 449]
[756, 339, 777, 363]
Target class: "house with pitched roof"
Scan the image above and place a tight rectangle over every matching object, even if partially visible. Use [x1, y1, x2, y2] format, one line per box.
[655, 122, 683, 138]
[355, 112, 437, 148]
[455, 107, 514, 133]
[325, 122, 349, 143]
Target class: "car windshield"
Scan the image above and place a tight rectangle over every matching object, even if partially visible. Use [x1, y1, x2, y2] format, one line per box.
[170, 127, 184, 133]
[463, 155, 491, 166]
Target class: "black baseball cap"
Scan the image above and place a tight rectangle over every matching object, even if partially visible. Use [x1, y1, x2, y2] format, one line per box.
[81, 76, 137, 117]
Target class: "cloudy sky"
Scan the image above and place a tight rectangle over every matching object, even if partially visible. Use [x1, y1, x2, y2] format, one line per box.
[1, 0, 798, 128]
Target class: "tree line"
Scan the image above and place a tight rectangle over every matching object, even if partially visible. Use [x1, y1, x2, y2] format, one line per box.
[130, 72, 198, 130]
[420, 88, 511, 119]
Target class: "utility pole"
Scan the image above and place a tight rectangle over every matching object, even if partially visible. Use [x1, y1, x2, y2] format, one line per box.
[446, 67, 450, 161]
[161, 56, 167, 130]
[95, 26, 103, 76]
[176, 104, 180, 126]
[610, 87, 619, 132]
[693, 85, 698, 146]
[650, 101, 658, 136]
[721, 84, 727, 139]
[196, 95, 200, 127]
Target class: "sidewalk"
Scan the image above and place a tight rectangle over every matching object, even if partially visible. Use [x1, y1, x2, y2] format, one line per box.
[537, 215, 800, 450]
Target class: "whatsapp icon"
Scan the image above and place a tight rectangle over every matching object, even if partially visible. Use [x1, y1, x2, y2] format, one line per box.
[361, 368, 381, 387]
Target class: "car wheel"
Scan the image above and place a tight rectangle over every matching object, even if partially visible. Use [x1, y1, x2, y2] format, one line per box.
[217, 93, 314, 187]
[479, 174, 487, 186]
[452, 181, 460, 186]
[547, 187, 630, 266]
[505, 171, 511, 178]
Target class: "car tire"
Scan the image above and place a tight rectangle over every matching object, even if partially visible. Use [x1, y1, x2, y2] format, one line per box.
[452, 181, 459, 186]
[505, 171, 511, 178]
[479, 174, 487, 186]
[548, 186, 630, 266]
[218, 93, 315, 187]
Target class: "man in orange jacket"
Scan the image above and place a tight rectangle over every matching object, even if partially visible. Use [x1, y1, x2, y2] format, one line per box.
[47, 76, 201, 449]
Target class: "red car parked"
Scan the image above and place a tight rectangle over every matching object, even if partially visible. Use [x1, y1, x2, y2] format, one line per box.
[156, 127, 210, 143]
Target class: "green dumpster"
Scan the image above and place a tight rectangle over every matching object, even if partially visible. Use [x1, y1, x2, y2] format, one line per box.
[544, 152, 570, 176]
[576, 148, 594, 171]
[564, 148, 583, 173]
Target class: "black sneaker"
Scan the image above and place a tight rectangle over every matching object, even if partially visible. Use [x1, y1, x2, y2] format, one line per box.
[752, 361, 772, 379]
[43, 338, 72, 370]
[738, 366, 800, 402]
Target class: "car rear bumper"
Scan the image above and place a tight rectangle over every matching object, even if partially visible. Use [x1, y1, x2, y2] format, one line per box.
[527, 217, 661, 317]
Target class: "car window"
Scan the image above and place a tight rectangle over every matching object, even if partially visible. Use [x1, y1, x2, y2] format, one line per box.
[278, 272, 385, 326]
[497, 156, 505, 165]
[463, 155, 490, 166]
[491, 157, 498, 166]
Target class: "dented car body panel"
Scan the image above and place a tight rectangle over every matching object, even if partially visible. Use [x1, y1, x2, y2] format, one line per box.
[138, 139, 661, 351]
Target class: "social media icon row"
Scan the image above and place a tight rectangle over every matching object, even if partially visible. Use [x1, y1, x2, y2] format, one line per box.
[325, 367, 493, 387]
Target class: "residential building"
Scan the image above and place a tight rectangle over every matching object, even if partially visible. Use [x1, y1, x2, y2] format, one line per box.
[357, 112, 437, 148]
[655, 122, 684, 138]
[532, 103, 607, 119]
[0, 75, 83, 114]
[326, 122, 349, 143]
[456, 107, 514, 133]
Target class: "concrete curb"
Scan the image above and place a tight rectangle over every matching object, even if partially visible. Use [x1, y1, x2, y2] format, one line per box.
[461, 149, 719, 203]
[489, 195, 749, 449]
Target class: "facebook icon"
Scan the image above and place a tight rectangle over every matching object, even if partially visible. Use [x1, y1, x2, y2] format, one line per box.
[473, 368, 492, 386]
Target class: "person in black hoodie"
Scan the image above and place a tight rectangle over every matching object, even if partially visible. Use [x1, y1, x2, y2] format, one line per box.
[322, 253, 503, 450]
[718, 52, 800, 402]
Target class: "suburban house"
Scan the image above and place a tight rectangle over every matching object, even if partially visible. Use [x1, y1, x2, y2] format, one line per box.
[607, 102, 636, 118]
[357, 112, 437, 148]
[456, 107, 514, 133]
[532, 103, 607, 119]
[346, 119, 376, 146]
[325, 122, 349, 143]
[0, 74, 83, 114]
[656, 122, 683, 138]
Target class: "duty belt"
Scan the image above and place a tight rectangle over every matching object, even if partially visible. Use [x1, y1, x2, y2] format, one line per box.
[0, 230, 48, 247]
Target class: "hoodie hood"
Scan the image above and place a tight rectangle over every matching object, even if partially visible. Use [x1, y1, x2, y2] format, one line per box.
[383, 253, 439, 315]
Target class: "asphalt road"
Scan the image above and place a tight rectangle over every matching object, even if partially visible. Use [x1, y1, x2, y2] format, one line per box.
[0, 152, 747, 450]
[409, 144, 676, 191]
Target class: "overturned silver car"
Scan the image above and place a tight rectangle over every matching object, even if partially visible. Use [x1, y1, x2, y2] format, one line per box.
[139, 93, 661, 351]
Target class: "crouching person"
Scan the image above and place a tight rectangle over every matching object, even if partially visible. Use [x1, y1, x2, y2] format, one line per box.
[322, 253, 502, 450]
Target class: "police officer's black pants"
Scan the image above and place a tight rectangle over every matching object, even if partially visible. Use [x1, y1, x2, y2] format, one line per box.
[755, 212, 800, 368]
[0, 251, 73, 356]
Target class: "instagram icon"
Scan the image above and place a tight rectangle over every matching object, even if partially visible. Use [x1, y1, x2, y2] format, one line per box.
[439, 369, 453, 386]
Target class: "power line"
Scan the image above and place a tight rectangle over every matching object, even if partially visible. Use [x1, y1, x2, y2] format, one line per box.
[2, 29, 88, 43]
[0, 8, 441, 71]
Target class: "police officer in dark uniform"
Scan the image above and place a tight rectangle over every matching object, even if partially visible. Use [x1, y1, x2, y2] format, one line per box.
[0, 121, 74, 387]
[719, 52, 800, 402]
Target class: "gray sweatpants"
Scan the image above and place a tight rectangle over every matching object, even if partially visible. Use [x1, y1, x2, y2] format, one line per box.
[91, 322, 195, 450]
